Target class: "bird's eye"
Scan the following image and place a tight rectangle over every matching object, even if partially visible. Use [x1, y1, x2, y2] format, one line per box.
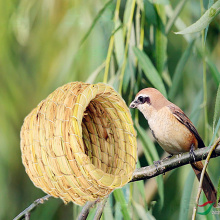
[138, 96, 151, 104]
[138, 96, 144, 103]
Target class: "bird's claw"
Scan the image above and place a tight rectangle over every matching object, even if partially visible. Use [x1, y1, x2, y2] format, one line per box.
[153, 160, 162, 172]
[189, 145, 196, 162]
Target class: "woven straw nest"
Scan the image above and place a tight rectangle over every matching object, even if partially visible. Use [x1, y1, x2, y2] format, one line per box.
[20, 82, 137, 205]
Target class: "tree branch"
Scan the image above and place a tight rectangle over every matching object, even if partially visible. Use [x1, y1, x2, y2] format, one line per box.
[77, 201, 96, 220]
[77, 197, 108, 220]
[13, 195, 51, 220]
[130, 143, 220, 182]
[94, 197, 108, 220]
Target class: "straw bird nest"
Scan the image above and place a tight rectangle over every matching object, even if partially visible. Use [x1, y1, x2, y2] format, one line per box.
[20, 82, 137, 205]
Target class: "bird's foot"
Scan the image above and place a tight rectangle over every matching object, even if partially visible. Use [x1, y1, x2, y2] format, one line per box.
[153, 160, 162, 172]
[189, 145, 196, 162]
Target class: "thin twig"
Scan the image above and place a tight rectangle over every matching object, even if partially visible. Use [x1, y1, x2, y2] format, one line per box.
[77, 201, 97, 220]
[192, 137, 220, 220]
[94, 197, 108, 220]
[13, 195, 51, 220]
[25, 212, 30, 220]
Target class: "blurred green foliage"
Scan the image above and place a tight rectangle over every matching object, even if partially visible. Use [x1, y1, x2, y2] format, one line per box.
[0, 0, 220, 219]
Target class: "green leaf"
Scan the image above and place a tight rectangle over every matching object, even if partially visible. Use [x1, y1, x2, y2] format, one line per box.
[73, 204, 82, 220]
[132, 200, 156, 220]
[190, 89, 203, 125]
[86, 61, 105, 84]
[213, 84, 220, 132]
[133, 47, 167, 97]
[113, 189, 131, 220]
[114, 19, 125, 66]
[165, 0, 189, 34]
[135, 123, 164, 208]
[156, 174, 164, 208]
[175, 0, 220, 35]
[155, 4, 167, 75]
[115, 202, 123, 220]
[168, 40, 195, 100]
[124, 0, 133, 25]
[86, 207, 97, 220]
[217, 178, 220, 206]
[207, 58, 220, 85]
[135, 124, 159, 163]
[135, 160, 148, 208]
[148, 0, 170, 4]
[37, 199, 61, 220]
[103, 199, 114, 220]
[122, 63, 133, 93]
[204, 0, 214, 43]
[179, 170, 195, 220]
[144, 1, 157, 25]
[79, 0, 113, 46]
[210, 118, 220, 146]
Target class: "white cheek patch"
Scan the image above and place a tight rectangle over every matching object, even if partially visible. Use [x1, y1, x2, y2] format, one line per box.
[137, 104, 144, 111]
[137, 103, 148, 111]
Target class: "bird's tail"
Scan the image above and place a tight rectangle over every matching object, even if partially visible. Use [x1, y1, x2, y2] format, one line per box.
[191, 161, 218, 207]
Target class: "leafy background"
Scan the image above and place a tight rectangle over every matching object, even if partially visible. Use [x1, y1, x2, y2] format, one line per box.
[0, 0, 220, 219]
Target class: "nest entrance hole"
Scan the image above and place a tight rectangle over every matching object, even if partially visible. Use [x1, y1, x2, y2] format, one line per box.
[82, 98, 122, 176]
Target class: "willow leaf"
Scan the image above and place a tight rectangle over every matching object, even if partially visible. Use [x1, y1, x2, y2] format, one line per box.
[213, 85, 220, 132]
[80, 0, 113, 46]
[133, 47, 167, 97]
[175, 0, 220, 35]
[217, 178, 220, 206]
[207, 58, 220, 85]
[179, 170, 195, 220]
[155, 4, 167, 75]
[113, 189, 131, 220]
[168, 40, 195, 100]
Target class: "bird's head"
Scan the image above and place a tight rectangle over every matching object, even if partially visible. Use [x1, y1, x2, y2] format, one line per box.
[129, 88, 170, 120]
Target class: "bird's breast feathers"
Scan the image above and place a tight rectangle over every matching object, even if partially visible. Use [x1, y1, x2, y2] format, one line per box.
[148, 106, 197, 155]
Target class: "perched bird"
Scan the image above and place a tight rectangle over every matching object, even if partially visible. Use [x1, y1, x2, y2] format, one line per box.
[130, 88, 217, 206]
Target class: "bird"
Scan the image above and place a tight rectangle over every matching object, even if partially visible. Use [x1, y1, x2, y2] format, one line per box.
[130, 87, 217, 206]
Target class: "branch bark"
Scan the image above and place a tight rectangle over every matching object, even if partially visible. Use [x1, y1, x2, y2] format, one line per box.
[13, 195, 51, 220]
[130, 144, 220, 182]
[94, 197, 108, 219]
[77, 201, 96, 220]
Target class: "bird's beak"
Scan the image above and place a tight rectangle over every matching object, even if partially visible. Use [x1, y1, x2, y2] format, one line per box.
[129, 100, 138, 109]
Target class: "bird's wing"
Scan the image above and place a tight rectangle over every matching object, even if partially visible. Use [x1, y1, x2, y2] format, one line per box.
[168, 104, 205, 148]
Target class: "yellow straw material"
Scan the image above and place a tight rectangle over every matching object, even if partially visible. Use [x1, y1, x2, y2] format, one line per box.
[20, 82, 137, 205]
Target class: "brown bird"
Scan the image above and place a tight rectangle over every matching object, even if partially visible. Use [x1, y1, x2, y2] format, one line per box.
[130, 88, 217, 206]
